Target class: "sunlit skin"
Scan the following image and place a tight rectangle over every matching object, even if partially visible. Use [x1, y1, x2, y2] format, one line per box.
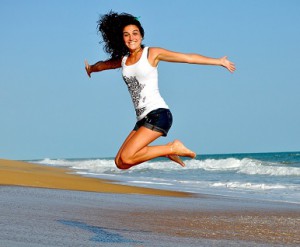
[85, 24, 236, 169]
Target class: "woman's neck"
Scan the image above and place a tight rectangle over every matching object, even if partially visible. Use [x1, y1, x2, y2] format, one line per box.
[129, 47, 143, 56]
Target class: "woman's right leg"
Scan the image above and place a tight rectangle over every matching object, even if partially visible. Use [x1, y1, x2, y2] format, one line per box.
[116, 134, 186, 168]
[115, 127, 196, 169]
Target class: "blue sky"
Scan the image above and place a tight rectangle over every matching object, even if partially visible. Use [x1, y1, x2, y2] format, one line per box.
[1, 0, 299, 160]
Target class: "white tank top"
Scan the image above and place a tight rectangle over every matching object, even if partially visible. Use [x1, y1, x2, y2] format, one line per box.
[122, 47, 169, 120]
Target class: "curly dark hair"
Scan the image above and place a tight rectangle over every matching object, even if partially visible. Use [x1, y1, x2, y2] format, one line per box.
[97, 11, 145, 60]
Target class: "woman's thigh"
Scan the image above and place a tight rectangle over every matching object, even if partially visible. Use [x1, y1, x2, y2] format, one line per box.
[115, 130, 136, 161]
[120, 126, 163, 157]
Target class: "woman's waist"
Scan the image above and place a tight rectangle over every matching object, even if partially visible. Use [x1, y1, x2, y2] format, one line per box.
[136, 102, 169, 120]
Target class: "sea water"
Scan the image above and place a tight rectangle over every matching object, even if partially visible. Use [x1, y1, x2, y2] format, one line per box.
[32, 152, 300, 204]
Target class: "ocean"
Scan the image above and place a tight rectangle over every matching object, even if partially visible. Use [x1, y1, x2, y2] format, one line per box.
[32, 152, 300, 204]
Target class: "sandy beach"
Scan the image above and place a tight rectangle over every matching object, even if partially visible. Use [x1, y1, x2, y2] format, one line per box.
[1, 159, 299, 246]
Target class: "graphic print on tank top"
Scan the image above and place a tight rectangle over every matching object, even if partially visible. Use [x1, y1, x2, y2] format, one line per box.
[123, 75, 146, 117]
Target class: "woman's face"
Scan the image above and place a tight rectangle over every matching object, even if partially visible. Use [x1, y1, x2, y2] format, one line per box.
[123, 25, 143, 51]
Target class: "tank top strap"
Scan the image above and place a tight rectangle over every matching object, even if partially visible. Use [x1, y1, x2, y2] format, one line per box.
[141, 47, 149, 60]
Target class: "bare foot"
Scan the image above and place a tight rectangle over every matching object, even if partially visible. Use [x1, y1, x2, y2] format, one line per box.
[171, 140, 196, 159]
[167, 154, 185, 167]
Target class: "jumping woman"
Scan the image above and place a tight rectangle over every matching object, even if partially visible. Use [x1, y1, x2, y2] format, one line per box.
[85, 11, 235, 169]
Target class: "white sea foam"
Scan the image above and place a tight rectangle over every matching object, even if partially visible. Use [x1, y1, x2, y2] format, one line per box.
[35, 157, 300, 177]
[130, 181, 173, 186]
[211, 182, 287, 190]
[36, 158, 119, 173]
[183, 158, 300, 176]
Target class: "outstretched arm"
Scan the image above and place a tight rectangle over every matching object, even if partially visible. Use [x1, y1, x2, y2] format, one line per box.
[149, 48, 236, 73]
[84, 58, 121, 77]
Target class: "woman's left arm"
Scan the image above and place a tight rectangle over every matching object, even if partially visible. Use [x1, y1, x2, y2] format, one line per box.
[149, 47, 236, 73]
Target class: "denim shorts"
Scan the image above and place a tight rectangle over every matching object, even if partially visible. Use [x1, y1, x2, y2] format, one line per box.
[133, 108, 173, 137]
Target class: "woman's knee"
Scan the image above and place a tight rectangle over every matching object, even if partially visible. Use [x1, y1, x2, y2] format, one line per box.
[114, 154, 132, 170]
[114, 156, 124, 169]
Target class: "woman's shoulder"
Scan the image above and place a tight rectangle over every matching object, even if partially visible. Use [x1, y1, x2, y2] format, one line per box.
[148, 46, 164, 53]
[147, 47, 165, 57]
[147, 47, 169, 66]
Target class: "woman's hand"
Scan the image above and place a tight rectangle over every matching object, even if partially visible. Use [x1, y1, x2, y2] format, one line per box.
[84, 59, 121, 77]
[85, 60, 91, 77]
[220, 56, 236, 73]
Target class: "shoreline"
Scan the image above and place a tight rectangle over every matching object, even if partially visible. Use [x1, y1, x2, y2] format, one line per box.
[0, 159, 191, 197]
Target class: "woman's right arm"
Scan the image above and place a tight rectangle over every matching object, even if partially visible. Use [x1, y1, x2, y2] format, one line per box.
[84, 59, 121, 77]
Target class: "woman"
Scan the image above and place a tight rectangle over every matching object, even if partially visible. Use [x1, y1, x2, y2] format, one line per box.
[85, 11, 235, 169]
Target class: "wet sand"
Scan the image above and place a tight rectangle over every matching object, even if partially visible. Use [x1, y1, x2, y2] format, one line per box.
[0, 159, 299, 246]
